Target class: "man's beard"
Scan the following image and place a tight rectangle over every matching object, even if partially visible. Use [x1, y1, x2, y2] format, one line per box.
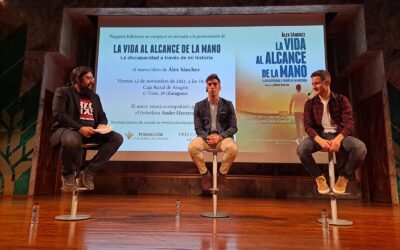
[80, 82, 93, 94]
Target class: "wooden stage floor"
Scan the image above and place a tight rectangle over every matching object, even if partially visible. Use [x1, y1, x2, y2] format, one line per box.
[1, 194, 399, 249]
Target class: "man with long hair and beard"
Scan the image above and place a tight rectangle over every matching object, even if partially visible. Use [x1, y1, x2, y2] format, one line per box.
[50, 66, 123, 191]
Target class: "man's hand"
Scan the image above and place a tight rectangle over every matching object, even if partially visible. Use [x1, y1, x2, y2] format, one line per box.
[206, 134, 220, 145]
[79, 126, 96, 137]
[329, 134, 344, 152]
[314, 135, 332, 151]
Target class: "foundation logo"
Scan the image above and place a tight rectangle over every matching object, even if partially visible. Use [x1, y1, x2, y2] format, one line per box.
[138, 132, 163, 137]
[125, 131, 134, 140]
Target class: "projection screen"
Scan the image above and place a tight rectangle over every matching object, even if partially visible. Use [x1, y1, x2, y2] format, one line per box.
[95, 14, 327, 162]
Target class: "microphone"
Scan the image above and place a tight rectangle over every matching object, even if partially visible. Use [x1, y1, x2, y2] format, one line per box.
[307, 89, 314, 96]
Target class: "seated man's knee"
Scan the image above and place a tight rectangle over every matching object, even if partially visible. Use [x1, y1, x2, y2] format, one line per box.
[227, 142, 238, 156]
[346, 137, 367, 157]
[297, 140, 310, 157]
[358, 140, 367, 158]
[61, 132, 82, 149]
[112, 132, 124, 146]
[188, 141, 200, 154]
[296, 142, 304, 155]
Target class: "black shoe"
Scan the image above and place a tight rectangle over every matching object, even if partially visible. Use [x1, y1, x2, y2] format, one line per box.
[61, 175, 77, 191]
[81, 170, 95, 190]
[217, 173, 226, 190]
[201, 171, 212, 190]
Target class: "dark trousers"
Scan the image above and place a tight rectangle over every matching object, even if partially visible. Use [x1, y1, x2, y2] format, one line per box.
[57, 129, 123, 176]
[296, 133, 367, 179]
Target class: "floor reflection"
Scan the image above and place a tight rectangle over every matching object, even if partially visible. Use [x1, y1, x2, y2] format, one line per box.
[200, 219, 228, 250]
[67, 222, 77, 248]
[28, 224, 38, 245]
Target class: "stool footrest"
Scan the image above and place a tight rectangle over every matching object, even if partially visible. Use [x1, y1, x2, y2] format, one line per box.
[55, 215, 91, 221]
[328, 191, 350, 197]
[319, 191, 351, 197]
[201, 212, 229, 218]
[318, 218, 353, 226]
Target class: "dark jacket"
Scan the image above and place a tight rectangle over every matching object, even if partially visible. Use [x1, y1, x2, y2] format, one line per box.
[50, 86, 107, 147]
[193, 97, 238, 140]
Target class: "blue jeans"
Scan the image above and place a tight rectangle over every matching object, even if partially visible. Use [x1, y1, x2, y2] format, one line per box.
[297, 133, 367, 178]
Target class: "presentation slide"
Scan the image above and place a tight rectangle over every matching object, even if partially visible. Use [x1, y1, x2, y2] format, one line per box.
[96, 18, 326, 162]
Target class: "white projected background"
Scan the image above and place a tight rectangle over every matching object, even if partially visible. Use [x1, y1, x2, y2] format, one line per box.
[96, 15, 327, 162]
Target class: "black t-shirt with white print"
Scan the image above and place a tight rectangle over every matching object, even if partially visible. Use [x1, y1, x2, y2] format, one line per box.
[79, 92, 95, 127]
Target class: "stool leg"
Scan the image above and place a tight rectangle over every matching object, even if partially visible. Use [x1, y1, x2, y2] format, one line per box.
[55, 146, 93, 221]
[201, 151, 229, 218]
[330, 194, 338, 224]
[328, 152, 338, 223]
[212, 152, 218, 216]
[55, 186, 91, 221]
[70, 189, 78, 219]
[328, 152, 335, 191]
[323, 152, 353, 226]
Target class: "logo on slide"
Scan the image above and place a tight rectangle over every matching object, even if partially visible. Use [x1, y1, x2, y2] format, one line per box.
[125, 131, 134, 140]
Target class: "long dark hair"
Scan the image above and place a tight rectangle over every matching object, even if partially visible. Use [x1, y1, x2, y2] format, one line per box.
[68, 66, 93, 86]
